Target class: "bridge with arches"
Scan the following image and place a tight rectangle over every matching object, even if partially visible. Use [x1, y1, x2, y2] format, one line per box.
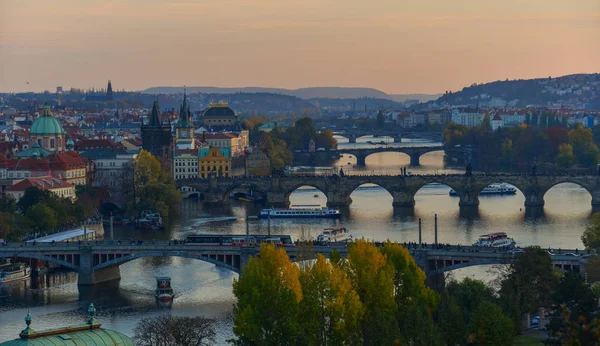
[176, 173, 600, 210]
[335, 145, 475, 167]
[335, 130, 443, 144]
[0, 242, 584, 288]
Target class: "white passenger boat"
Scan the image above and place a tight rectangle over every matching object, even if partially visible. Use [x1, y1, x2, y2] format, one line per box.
[472, 232, 516, 248]
[0, 262, 31, 284]
[450, 183, 517, 196]
[316, 226, 351, 243]
[259, 206, 341, 219]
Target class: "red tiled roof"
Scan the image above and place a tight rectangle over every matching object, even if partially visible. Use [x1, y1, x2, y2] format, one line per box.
[6, 176, 74, 192]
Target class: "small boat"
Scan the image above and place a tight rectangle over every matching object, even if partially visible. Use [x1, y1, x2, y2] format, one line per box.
[317, 226, 351, 243]
[313, 194, 319, 198]
[472, 232, 516, 248]
[450, 183, 517, 196]
[155, 277, 175, 301]
[259, 206, 341, 219]
[135, 210, 165, 230]
[0, 262, 31, 284]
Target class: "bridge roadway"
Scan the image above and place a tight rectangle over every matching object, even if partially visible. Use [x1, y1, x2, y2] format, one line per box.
[334, 145, 472, 166]
[0, 242, 585, 287]
[177, 173, 600, 209]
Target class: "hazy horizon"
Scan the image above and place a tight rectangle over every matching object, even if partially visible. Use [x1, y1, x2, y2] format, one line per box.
[1, 0, 599, 94]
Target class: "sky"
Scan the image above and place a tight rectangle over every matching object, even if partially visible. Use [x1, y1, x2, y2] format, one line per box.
[1, 0, 599, 94]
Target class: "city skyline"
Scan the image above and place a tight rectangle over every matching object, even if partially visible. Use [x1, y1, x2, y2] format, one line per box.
[1, 0, 599, 94]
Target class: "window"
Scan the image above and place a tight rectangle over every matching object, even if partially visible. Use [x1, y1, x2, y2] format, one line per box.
[50, 139, 55, 148]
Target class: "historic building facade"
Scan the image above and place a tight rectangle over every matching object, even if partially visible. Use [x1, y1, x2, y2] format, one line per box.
[175, 92, 195, 150]
[199, 147, 231, 178]
[201, 102, 237, 127]
[245, 149, 271, 176]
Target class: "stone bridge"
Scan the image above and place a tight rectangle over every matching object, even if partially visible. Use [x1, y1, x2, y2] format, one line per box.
[176, 173, 600, 209]
[336, 130, 443, 144]
[336, 145, 471, 166]
[0, 243, 584, 290]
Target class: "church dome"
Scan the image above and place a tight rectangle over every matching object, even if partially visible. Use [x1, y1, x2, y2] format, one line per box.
[31, 108, 64, 135]
[202, 102, 236, 117]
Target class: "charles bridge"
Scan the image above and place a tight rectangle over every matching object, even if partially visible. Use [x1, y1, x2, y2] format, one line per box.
[177, 173, 600, 210]
[0, 242, 585, 289]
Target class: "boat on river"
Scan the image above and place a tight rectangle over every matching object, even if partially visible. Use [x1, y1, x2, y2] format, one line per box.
[450, 183, 517, 196]
[259, 206, 341, 219]
[0, 262, 31, 284]
[472, 232, 516, 248]
[155, 277, 174, 301]
[316, 226, 352, 243]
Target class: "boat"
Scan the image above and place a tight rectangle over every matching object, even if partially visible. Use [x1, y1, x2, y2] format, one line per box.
[0, 262, 31, 284]
[472, 232, 516, 248]
[135, 210, 165, 230]
[259, 206, 341, 219]
[154, 277, 175, 301]
[317, 226, 352, 243]
[450, 183, 517, 196]
[313, 194, 319, 198]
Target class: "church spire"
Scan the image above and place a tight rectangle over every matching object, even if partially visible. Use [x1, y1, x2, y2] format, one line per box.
[177, 88, 192, 128]
[148, 99, 163, 126]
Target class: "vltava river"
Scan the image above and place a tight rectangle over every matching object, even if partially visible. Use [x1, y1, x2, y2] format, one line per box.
[0, 137, 594, 343]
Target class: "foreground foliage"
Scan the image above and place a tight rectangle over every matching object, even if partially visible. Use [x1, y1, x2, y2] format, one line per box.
[133, 315, 216, 346]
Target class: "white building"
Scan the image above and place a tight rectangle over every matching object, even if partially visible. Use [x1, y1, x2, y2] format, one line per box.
[451, 108, 484, 127]
[81, 148, 138, 189]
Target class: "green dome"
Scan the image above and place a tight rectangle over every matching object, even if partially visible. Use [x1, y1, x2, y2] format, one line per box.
[31, 113, 64, 135]
[0, 329, 134, 346]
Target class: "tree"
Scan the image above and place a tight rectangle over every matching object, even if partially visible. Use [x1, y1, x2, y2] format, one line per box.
[482, 112, 492, 131]
[555, 143, 575, 168]
[298, 254, 364, 346]
[232, 244, 302, 346]
[568, 125, 600, 168]
[133, 315, 216, 346]
[499, 247, 555, 334]
[585, 255, 600, 283]
[380, 242, 439, 344]
[446, 277, 495, 324]
[17, 187, 52, 214]
[437, 293, 468, 345]
[376, 111, 385, 128]
[26, 203, 57, 235]
[582, 213, 600, 249]
[345, 240, 398, 345]
[469, 301, 514, 346]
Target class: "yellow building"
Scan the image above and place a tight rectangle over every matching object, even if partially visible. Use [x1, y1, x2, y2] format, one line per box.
[199, 147, 231, 178]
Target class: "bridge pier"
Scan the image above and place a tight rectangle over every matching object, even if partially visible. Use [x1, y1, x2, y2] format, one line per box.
[266, 191, 289, 207]
[391, 190, 415, 207]
[409, 153, 420, 166]
[348, 134, 357, 144]
[458, 192, 480, 208]
[77, 247, 121, 286]
[524, 193, 545, 208]
[355, 154, 367, 167]
[393, 135, 402, 143]
[326, 191, 352, 207]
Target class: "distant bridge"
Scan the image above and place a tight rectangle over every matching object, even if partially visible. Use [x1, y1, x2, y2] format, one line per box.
[334, 130, 443, 143]
[0, 242, 584, 288]
[176, 173, 600, 209]
[335, 145, 474, 166]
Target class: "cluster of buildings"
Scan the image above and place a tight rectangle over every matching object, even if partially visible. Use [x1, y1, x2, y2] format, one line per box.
[0, 90, 274, 203]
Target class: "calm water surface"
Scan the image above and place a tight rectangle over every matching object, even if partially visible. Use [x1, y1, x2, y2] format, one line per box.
[0, 137, 594, 343]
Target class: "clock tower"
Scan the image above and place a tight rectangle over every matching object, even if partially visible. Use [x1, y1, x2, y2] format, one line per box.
[175, 90, 195, 149]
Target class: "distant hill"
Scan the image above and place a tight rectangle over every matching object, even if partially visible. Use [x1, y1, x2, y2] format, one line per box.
[143, 86, 440, 102]
[436, 73, 600, 109]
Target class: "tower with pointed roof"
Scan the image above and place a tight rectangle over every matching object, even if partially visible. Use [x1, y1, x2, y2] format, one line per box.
[106, 80, 113, 100]
[175, 90, 195, 149]
[141, 100, 173, 168]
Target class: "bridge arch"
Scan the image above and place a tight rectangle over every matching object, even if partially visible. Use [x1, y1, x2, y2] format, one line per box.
[285, 184, 329, 206]
[429, 259, 509, 276]
[222, 182, 268, 202]
[411, 180, 470, 207]
[542, 180, 596, 209]
[347, 182, 394, 206]
[0, 252, 79, 271]
[92, 251, 241, 274]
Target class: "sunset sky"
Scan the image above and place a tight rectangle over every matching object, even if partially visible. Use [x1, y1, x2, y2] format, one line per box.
[1, 0, 599, 94]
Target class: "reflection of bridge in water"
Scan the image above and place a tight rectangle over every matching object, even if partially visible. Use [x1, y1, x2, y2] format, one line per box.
[0, 243, 585, 290]
[177, 173, 600, 211]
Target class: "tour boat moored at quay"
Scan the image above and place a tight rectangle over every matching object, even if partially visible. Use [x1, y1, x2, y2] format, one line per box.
[0, 262, 31, 284]
[316, 226, 352, 243]
[259, 206, 341, 219]
[472, 232, 516, 248]
[450, 183, 517, 196]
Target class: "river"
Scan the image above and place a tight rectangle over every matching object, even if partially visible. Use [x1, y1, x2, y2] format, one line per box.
[0, 136, 594, 343]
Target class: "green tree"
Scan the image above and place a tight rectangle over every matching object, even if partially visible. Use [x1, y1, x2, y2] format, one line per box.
[232, 244, 302, 346]
[376, 111, 385, 128]
[469, 301, 514, 346]
[437, 293, 468, 345]
[446, 277, 495, 324]
[17, 187, 52, 214]
[582, 213, 600, 250]
[568, 125, 600, 168]
[482, 112, 492, 130]
[26, 203, 57, 234]
[555, 143, 576, 168]
[346, 240, 398, 345]
[298, 254, 364, 346]
[499, 247, 555, 334]
[380, 242, 439, 344]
